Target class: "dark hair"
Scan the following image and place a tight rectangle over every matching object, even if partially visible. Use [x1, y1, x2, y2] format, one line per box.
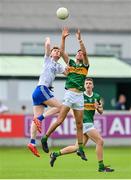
[77, 49, 82, 52]
[85, 77, 93, 82]
[51, 46, 60, 52]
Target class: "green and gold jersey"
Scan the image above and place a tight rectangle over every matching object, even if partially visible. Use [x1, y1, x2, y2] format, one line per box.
[65, 59, 89, 91]
[83, 91, 101, 123]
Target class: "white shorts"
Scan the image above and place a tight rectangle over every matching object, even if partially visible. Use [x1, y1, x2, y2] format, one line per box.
[63, 90, 84, 110]
[83, 123, 95, 134]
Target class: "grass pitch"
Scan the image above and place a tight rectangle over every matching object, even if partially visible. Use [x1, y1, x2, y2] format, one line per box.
[0, 146, 131, 179]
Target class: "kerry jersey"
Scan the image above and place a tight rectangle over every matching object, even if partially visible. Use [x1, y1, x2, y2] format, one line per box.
[65, 59, 89, 91]
[83, 91, 101, 123]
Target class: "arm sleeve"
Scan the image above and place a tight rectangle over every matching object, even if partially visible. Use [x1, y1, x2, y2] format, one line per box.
[43, 55, 51, 66]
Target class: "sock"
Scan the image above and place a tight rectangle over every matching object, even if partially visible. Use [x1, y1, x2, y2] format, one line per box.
[78, 143, 83, 151]
[54, 151, 61, 157]
[30, 139, 36, 145]
[98, 160, 105, 170]
[37, 114, 45, 121]
[41, 135, 48, 142]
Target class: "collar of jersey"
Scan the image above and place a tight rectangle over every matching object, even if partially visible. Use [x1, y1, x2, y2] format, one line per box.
[84, 91, 93, 97]
[51, 58, 58, 64]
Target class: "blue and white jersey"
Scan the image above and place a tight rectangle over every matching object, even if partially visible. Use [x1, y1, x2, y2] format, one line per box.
[38, 55, 65, 87]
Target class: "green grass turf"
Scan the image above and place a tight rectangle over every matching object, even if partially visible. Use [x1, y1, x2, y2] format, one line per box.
[0, 146, 131, 179]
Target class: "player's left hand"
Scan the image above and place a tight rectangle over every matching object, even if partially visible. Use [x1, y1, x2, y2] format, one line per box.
[76, 29, 81, 41]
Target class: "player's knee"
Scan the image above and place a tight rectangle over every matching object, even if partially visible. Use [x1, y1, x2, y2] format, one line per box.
[97, 138, 104, 146]
[76, 121, 83, 130]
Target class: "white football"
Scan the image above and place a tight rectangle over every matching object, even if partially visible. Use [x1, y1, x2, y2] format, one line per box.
[56, 7, 69, 20]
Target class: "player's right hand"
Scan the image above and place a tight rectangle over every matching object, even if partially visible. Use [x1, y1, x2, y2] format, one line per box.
[62, 27, 70, 39]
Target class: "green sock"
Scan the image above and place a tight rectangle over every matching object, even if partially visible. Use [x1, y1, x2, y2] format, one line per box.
[41, 135, 48, 142]
[78, 143, 83, 151]
[98, 160, 104, 170]
[54, 151, 61, 157]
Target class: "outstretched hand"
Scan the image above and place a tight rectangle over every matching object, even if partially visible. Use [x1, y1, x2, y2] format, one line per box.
[76, 29, 81, 41]
[62, 27, 70, 39]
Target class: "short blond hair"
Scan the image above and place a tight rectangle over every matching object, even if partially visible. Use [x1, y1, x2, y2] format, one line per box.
[85, 77, 93, 82]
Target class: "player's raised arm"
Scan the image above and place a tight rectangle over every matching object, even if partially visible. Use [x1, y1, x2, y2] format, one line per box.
[45, 37, 51, 56]
[76, 29, 89, 66]
[60, 27, 69, 64]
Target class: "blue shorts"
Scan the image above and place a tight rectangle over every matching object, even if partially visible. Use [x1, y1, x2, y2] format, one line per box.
[32, 85, 54, 106]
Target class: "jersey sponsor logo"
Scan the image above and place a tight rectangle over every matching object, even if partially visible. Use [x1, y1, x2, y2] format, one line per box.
[88, 98, 93, 102]
[84, 103, 95, 110]
[68, 66, 88, 76]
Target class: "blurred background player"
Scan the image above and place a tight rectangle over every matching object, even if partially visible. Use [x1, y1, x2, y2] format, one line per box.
[41, 28, 89, 160]
[28, 36, 67, 157]
[49, 78, 114, 172]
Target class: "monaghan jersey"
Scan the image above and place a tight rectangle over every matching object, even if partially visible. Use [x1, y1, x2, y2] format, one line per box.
[65, 59, 89, 91]
[83, 91, 101, 123]
[38, 55, 65, 87]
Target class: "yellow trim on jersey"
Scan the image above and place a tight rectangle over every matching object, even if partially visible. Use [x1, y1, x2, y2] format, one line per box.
[84, 103, 95, 110]
[68, 66, 88, 76]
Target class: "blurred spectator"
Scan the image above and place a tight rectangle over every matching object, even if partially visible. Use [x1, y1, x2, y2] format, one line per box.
[0, 101, 9, 114]
[115, 94, 127, 110]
